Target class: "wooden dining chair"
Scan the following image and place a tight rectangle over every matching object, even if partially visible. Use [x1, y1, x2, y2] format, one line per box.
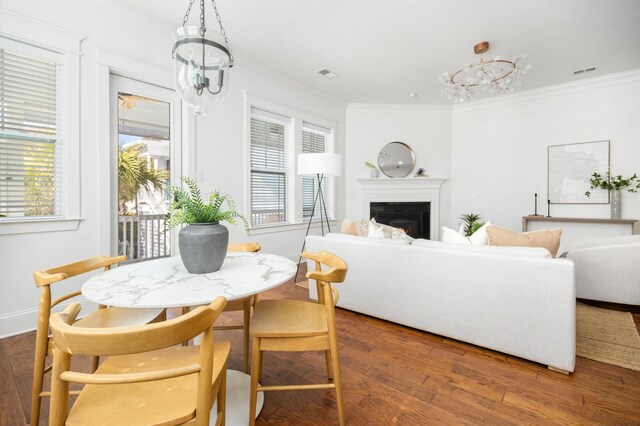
[249, 251, 348, 426]
[48, 297, 230, 426]
[30, 255, 165, 425]
[183, 242, 261, 371]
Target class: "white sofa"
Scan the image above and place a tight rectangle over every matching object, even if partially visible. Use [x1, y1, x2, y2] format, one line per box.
[305, 233, 576, 372]
[566, 235, 640, 305]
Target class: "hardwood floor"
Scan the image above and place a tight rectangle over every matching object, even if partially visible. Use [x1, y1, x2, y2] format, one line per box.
[2, 267, 640, 425]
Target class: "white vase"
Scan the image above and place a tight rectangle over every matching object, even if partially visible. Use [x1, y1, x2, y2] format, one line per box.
[610, 190, 622, 220]
[370, 168, 379, 178]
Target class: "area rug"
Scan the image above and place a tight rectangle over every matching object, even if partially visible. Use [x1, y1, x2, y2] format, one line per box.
[576, 303, 640, 371]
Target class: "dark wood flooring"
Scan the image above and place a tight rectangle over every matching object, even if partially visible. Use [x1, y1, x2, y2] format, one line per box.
[2, 266, 640, 425]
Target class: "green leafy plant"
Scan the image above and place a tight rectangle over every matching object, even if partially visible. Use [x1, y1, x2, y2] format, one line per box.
[364, 161, 376, 169]
[585, 172, 640, 197]
[119, 142, 167, 214]
[460, 213, 484, 237]
[167, 177, 248, 233]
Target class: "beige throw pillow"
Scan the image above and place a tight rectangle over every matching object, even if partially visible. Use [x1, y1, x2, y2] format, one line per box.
[486, 226, 562, 257]
[340, 219, 357, 236]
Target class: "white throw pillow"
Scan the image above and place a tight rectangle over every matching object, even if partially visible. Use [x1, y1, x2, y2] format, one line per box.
[468, 221, 492, 245]
[368, 221, 386, 239]
[442, 220, 492, 245]
[442, 227, 471, 244]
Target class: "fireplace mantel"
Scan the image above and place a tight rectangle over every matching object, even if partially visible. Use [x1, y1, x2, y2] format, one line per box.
[357, 177, 447, 240]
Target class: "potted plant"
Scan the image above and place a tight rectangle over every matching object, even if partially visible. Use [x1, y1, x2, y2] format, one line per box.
[365, 161, 379, 178]
[585, 172, 640, 219]
[167, 177, 248, 274]
[460, 213, 484, 236]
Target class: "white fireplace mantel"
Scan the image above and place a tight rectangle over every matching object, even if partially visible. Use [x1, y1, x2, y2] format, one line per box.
[357, 177, 447, 240]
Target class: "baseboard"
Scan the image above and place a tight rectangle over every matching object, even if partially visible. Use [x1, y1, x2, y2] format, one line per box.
[0, 296, 98, 339]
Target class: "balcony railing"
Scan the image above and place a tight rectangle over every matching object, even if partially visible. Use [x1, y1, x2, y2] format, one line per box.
[119, 214, 169, 262]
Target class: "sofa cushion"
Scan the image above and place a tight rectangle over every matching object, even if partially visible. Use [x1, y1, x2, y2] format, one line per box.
[487, 226, 562, 257]
[413, 238, 551, 258]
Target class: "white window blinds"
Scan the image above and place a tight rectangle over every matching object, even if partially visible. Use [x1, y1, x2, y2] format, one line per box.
[0, 45, 64, 219]
[302, 123, 333, 220]
[250, 107, 293, 226]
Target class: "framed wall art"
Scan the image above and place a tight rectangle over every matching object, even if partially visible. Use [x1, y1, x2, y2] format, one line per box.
[548, 140, 610, 204]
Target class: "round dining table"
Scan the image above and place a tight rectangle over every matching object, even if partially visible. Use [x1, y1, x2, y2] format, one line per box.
[82, 251, 297, 426]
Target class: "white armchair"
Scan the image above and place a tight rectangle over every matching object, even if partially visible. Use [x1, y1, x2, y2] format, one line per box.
[566, 235, 640, 305]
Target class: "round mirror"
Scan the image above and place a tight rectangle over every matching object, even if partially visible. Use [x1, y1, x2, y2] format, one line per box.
[377, 142, 416, 178]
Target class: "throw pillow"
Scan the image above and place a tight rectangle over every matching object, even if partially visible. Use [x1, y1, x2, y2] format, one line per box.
[442, 221, 492, 245]
[340, 219, 357, 236]
[368, 221, 386, 239]
[370, 218, 414, 241]
[486, 226, 562, 257]
[354, 220, 369, 237]
[468, 221, 492, 245]
[442, 227, 472, 244]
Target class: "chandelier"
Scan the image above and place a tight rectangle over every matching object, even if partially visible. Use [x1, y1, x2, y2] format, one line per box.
[439, 42, 531, 103]
[173, 0, 234, 115]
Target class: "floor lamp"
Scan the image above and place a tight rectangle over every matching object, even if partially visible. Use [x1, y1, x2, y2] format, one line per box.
[296, 152, 342, 281]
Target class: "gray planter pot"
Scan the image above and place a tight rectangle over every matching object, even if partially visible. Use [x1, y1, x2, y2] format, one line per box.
[179, 222, 229, 274]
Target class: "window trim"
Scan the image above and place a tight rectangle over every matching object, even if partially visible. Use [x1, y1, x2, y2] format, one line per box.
[244, 91, 337, 234]
[0, 11, 83, 235]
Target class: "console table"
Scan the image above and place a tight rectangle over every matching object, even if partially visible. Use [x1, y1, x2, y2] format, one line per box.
[522, 216, 640, 235]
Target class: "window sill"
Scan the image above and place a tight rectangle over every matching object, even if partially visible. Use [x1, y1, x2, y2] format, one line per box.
[248, 219, 338, 236]
[0, 217, 83, 235]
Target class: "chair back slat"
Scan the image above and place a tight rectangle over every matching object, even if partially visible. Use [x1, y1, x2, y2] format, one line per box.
[302, 251, 348, 284]
[50, 297, 227, 356]
[33, 255, 128, 287]
[228, 242, 261, 253]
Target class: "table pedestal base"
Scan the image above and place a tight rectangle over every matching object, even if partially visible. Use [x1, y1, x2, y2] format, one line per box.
[212, 370, 264, 426]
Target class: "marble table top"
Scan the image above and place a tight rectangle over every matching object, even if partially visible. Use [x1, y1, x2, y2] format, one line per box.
[82, 252, 297, 309]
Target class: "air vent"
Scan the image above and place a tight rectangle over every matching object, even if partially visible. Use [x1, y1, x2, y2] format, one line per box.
[316, 68, 338, 79]
[573, 66, 599, 75]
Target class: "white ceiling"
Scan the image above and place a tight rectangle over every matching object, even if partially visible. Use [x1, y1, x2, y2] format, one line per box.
[113, 0, 640, 104]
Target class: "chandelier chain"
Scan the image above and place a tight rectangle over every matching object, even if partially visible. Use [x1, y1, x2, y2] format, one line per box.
[199, 0, 206, 37]
[210, 0, 234, 62]
[181, 0, 196, 27]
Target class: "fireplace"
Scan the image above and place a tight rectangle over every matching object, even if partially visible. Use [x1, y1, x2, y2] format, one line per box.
[370, 202, 430, 239]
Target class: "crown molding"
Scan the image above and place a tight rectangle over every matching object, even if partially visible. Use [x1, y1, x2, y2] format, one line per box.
[0, 9, 84, 54]
[347, 103, 452, 115]
[453, 68, 640, 113]
[238, 60, 348, 109]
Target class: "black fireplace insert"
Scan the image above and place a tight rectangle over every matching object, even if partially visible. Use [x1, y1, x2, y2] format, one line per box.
[370, 202, 430, 239]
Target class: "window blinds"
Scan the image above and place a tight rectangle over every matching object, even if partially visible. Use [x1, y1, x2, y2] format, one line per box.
[250, 107, 293, 226]
[302, 123, 333, 220]
[0, 46, 63, 219]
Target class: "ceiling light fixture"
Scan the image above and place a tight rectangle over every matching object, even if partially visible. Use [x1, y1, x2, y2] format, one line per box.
[408, 93, 418, 98]
[439, 41, 531, 103]
[173, 0, 233, 115]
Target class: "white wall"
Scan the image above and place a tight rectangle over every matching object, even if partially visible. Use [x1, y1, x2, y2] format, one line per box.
[0, 1, 345, 337]
[451, 71, 640, 245]
[344, 105, 453, 233]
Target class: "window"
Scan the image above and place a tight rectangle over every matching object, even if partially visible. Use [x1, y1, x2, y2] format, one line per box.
[247, 100, 336, 230]
[249, 108, 293, 226]
[302, 123, 333, 220]
[0, 42, 64, 219]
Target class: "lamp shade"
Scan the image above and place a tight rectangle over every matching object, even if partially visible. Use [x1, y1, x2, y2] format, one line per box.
[298, 153, 342, 177]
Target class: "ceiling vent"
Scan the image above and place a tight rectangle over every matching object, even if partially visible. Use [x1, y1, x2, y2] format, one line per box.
[573, 66, 599, 75]
[317, 68, 338, 79]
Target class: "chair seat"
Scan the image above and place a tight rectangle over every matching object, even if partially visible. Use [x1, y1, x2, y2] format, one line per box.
[66, 342, 231, 426]
[250, 300, 328, 338]
[74, 307, 164, 328]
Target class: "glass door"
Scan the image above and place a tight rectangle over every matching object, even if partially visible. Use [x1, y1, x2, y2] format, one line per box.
[110, 75, 181, 262]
